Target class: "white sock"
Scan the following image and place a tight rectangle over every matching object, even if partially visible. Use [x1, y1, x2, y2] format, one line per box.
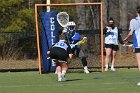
[57, 72, 62, 79]
[111, 65, 114, 69]
[105, 64, 108, 68]
[84, 66, 88, 70]
[62, 70, 66, 76]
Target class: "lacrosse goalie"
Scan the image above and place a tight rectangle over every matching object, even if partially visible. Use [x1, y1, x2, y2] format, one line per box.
[63, 21, 90, 74]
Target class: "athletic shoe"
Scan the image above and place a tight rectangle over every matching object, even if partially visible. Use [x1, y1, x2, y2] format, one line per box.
[58, 78, 62, 82]
[111, 68, 116, 71]
[84, 69, 90, 74]
[104, 68, 108, 71]
[137, 82, 140, 86]
[61, 74, 66, 81]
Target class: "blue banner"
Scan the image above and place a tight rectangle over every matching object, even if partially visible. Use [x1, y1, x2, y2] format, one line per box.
[41, 12, 59, 72]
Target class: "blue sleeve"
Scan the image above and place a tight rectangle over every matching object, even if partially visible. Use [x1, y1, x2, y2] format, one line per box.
[72, 32, 80, 41]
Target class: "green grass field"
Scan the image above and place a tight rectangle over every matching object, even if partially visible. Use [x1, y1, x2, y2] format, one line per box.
[0, 69, 139, 93]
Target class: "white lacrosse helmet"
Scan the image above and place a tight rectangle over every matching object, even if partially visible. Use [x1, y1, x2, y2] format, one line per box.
[67, 21, 76, 26]
[67, 21, 76, 32]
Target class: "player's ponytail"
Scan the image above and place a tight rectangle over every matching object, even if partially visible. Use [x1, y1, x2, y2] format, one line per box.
[60, 33, 66, 41]
[136, 6, 140, 14]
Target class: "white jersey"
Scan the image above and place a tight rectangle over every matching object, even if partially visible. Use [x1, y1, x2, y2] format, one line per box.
[105, 27, 119, 45]
[129, 17, 140, 48]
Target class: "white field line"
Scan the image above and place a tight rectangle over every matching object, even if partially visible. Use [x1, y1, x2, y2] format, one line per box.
[0, 82, 128, 88]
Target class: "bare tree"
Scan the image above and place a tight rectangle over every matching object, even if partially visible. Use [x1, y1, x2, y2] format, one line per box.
[75, 0, 87, 30]
[119, 0, 128, 30]
[102, 0, 108, 26]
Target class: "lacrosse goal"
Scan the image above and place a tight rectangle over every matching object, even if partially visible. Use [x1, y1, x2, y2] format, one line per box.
[35, 3, 104, 74]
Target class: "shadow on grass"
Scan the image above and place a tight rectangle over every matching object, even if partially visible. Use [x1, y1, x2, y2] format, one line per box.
[66, 79, 83, 82]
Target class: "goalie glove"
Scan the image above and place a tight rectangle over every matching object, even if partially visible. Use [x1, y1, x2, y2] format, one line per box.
[62, 27, 68, 33]
[70, 44, 75, 49]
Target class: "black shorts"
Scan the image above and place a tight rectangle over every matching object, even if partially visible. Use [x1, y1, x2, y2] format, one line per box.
[134, 48, 140, 53]
[105, 44, 119, 51]
[50, 47, 68, 61]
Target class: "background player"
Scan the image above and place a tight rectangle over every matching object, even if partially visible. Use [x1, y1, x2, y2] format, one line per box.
[104, 17, 123, 71]
[123, 6, 140, 86]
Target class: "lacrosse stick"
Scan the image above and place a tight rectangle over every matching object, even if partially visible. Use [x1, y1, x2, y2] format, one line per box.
[57, 12, 69, 28]
[122, 42, 133, 47]
[75, 37, 88, 46]
[70, 37, 88, 48]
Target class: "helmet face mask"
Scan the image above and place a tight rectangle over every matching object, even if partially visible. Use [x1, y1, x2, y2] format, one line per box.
[68, 26, 75, 32]
[67, 21, 76, 32]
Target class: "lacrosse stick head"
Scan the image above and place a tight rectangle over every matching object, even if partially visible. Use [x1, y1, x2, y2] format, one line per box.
[82, 37, 88, 42]
[75, 37, 88, 46]
[57, 12, 69, 28]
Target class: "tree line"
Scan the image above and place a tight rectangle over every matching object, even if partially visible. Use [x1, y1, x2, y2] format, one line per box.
[0, 0, 140, 60]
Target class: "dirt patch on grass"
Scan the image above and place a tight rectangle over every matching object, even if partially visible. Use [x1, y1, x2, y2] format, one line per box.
[0, 60, 38, 69]
[0, 52, 137, 70]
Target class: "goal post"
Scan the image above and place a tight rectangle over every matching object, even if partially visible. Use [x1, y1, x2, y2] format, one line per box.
[35, 3, 104, 74]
